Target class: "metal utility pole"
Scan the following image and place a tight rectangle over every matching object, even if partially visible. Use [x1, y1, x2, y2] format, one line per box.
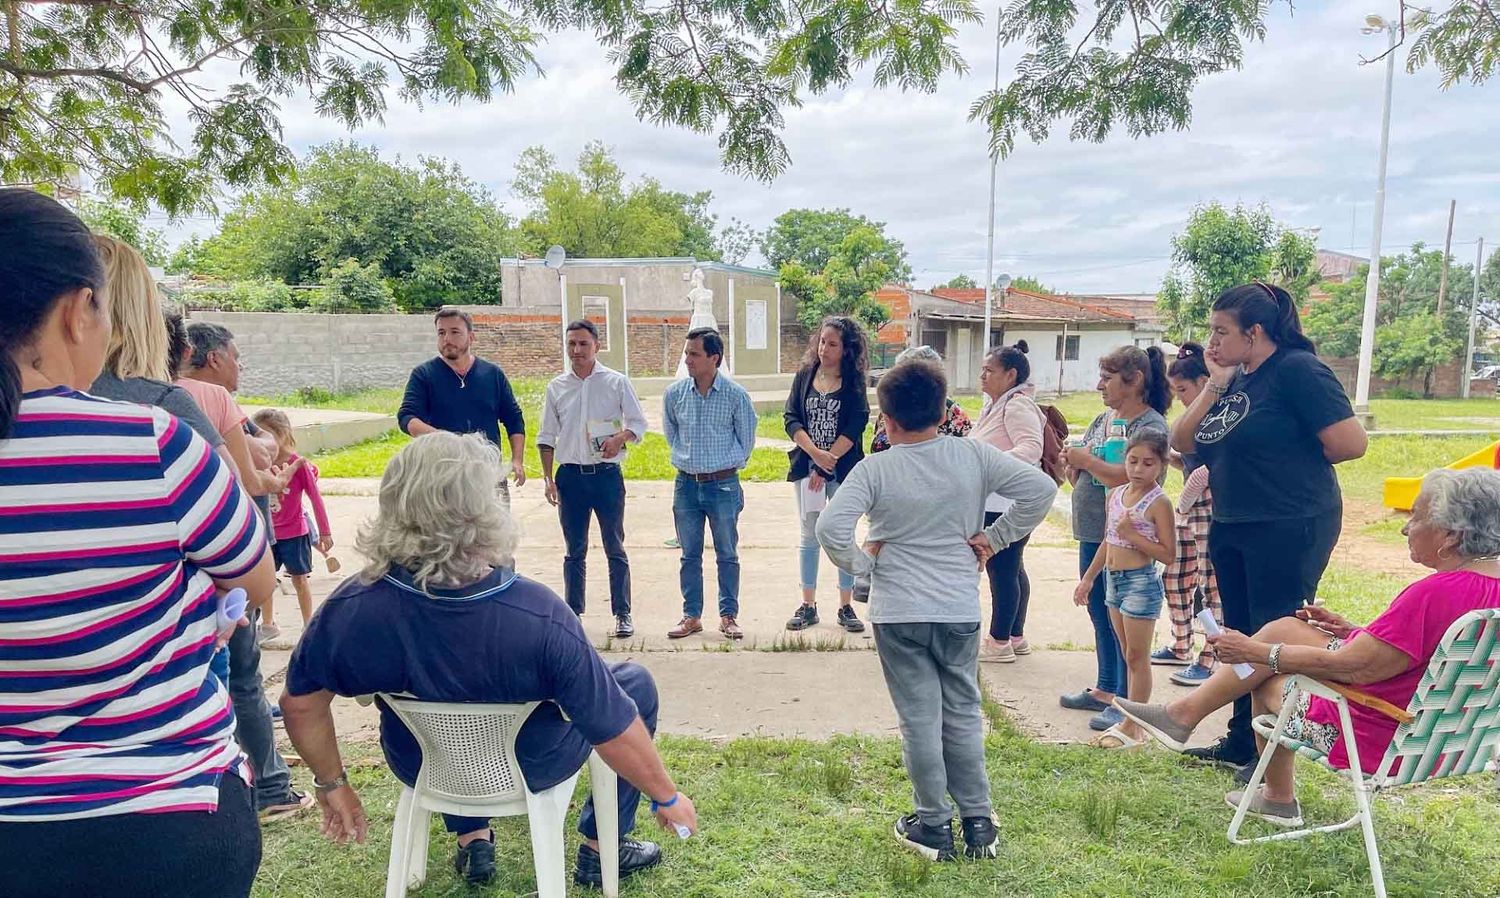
[980, 2, 1002, 358]
[1437, 199, 1455, 316]
[1462, 237, 1484, 399]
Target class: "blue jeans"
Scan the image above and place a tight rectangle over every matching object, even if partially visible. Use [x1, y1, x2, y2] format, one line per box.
[798, 479, 855, 591]
[431, 662, 659, 841]
[1079, 541, 1128, 698]
[227, 607, 293, 809]
[673, 475, 743, 619]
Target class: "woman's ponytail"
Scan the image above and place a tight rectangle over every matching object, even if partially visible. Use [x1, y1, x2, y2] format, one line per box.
[1268, 283, 1316, 353]
[1144, 345, 1170, 415]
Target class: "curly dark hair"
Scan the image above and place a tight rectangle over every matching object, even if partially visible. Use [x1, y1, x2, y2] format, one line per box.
[800, 316, 870, 382]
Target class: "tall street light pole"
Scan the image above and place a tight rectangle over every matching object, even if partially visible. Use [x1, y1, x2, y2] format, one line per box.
[1354, 14, 1398, 416]
[981, 3, 1003, 357]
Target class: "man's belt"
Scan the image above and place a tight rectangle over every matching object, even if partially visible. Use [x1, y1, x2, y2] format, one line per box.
[559, 462, 619, 475]
[679, 467, 737, 482]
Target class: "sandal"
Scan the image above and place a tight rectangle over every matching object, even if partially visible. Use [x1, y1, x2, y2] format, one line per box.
[1089, 725, 1145, 750]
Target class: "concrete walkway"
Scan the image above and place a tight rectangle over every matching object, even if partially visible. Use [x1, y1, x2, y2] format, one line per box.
[242, 404, 395, 454]
[260, 482, 1230, 748]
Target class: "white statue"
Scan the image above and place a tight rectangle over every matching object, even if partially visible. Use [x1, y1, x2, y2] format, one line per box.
[676, 268, 729, 377]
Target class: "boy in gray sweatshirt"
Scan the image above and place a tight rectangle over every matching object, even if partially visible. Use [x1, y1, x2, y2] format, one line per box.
[816, 360, 1057, 861]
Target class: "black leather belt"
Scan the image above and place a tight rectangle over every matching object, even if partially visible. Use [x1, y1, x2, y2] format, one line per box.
[560, 463, 618, 475]
[680, 468, 737, 482]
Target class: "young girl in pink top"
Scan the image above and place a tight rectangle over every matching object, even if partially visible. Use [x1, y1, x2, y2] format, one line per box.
[1075, 429, 1175, 748]
[251, 409, 332, 635]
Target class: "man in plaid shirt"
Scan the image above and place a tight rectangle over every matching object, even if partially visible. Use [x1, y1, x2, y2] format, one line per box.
[662, 328, 757, 640]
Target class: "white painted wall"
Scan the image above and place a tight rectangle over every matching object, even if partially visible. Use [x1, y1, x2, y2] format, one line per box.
[1002, 325, 1141, 395]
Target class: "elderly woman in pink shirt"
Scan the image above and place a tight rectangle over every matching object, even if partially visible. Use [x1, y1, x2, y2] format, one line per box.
[970, 341, 1046, 663]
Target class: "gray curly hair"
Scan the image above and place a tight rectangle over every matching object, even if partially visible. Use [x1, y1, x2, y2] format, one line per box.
[1422, 467, 1500, 559]
[357, 431, 519, 590]
[895, 344, 943, 365]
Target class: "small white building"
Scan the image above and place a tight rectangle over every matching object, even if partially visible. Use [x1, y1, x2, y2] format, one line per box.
[873, 286, 1165, 394]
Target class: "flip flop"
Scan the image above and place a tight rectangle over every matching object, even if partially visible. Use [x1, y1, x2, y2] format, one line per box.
[1089, 725, 1145, 750]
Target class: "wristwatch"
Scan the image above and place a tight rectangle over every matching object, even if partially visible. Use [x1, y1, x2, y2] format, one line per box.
[314, 769, 349, 793]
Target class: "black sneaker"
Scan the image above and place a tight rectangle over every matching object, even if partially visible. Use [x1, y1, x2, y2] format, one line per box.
[836, 604, 865, 633]
[1182, 737, 1257, 770]
[960, 816, 999, 859]
[1233, 760, 1256, 787]
[786, 603, 819, 631]
[894, 812, 956, 862]
[612, 614, 635, 638]
[573, 838, 663, 886]
[454, 836, 496, 885]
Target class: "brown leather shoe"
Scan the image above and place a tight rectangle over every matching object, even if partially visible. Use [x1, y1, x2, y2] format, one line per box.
[719, 616, 744, 640]
[667, 616, 703, 639]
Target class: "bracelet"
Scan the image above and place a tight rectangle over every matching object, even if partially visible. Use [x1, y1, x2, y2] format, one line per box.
[313, 769, 349, 792]
[1267, 643, 1284, 675]
[649, 792, 679, 813]
[1207, 380, 1229, 395]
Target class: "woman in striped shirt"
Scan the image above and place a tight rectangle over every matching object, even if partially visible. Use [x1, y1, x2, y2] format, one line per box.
[0, 189, 275, 898]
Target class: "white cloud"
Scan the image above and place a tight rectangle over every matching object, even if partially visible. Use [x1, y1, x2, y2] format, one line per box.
[152, 0, 1499, 293]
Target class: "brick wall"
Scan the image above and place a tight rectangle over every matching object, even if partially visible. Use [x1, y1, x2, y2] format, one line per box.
[469, 311, 699, 377]
[1322, 355, 1468, 398]
[781, 321, 810, 372]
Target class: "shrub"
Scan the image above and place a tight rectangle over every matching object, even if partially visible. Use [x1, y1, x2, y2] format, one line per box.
[319, 258, 395, 312]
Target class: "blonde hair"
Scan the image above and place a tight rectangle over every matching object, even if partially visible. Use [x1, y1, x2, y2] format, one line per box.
[251, 408, 295, 450]
[95, 234, 170, 381]
[357, 432, 518, 590]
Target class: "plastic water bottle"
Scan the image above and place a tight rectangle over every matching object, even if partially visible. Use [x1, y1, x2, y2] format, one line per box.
[1102, 418, 1128, 464]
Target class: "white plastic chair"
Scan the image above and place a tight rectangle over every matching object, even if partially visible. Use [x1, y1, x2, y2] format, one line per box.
[379, 696, 620, 898]
[1229, 609, 1500, 898]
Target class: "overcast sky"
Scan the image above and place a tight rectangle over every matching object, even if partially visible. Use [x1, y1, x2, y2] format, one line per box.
[153, 0, 1500, 294]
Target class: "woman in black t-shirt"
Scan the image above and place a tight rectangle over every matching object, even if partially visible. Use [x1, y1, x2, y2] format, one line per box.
[1169, 282, 1367, 770]
[783, 316, 872, 634]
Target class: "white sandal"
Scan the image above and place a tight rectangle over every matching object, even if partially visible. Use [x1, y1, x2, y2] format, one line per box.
[1090, 724, 1145, 750]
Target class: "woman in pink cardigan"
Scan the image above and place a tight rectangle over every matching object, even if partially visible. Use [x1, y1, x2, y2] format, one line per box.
[971, 341, 1046, 663]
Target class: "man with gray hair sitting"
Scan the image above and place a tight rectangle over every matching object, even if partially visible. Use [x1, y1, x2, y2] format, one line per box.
[280, 432, 697, 887]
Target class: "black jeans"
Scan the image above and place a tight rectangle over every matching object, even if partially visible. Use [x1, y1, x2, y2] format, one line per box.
[405, 662, 660, 842]
[0, 774, 261, 898]
[1209, 510, 1342, 752]
[983, 511, 1030, 641]
[558, 464, 631, 616]
[228, 606, 293, 808]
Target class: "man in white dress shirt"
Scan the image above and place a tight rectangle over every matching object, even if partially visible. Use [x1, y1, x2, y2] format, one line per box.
[538, 320, 650, 636]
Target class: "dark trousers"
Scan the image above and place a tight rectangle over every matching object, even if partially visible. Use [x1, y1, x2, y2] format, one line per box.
[1209, 511, 1342, 751]
[983, 511, 1030, 641]
[428, 662, 659, 842]
[1080, 541, 1127, 697]
[228, 607, 292, 808]
[0, 774, 261, 898]
[557, 464, 631, 616]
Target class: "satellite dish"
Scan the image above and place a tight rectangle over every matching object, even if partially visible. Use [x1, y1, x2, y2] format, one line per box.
[543, 245, 566, 270]
[994, 273, 1013, 291]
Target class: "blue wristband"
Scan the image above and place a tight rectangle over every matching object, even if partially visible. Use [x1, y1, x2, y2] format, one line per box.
[649, 792, 679, 813]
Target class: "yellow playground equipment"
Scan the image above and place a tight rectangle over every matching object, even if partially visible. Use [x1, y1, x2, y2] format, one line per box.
[1382, 441, 1500, 511]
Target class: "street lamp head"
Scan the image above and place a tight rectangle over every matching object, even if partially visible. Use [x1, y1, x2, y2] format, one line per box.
[1363, 13, 1388, 30]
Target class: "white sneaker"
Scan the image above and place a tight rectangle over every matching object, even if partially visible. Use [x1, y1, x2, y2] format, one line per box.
[978, 636, 1016, 663]
[257, 622, 283, 645]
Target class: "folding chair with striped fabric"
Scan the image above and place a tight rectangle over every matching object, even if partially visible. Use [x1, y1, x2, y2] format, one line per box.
[1231, 608, 1500, 898]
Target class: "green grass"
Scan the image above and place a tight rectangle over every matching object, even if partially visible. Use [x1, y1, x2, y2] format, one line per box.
[1336, 434, 1496, 506]
[1365, 397, 1500, 431]
[253, 713, 1500, 898]
[311, 429, 789, 482]
[1317, 563, 1413, 626]
[240, 386, 409, 416]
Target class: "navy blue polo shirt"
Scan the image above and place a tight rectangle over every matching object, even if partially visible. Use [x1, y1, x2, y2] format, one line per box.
[285, 566, 638, 790]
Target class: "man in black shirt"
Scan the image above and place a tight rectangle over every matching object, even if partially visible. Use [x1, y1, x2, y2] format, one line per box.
[398, 308, 527, 503]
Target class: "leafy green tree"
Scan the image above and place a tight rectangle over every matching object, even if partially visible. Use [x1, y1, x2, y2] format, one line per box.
[3, 0, 1494, 214]
[321, 258, 395, 312]
[1155, 203, 1313, 339]
[941, 274, 978, 289]
[1009, 275, 1055, 294]
[1303, 244, 1475, 395]
[81, 198, 167, 265]
[972, 3, 1499, 160]
[718, 218, 760, 267]
[780, 225, 892, 333]
[193, 143, 511, 310]
[762, 209, 911, 282]
[513, 143, 723, 260]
